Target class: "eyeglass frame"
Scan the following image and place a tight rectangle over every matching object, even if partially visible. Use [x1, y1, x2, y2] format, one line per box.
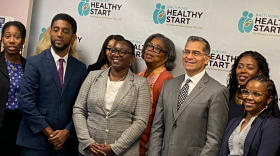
[182, 49, 207, 57]
[109, 48, 133, 57]
[241, 89, 269, 98]
[145, 43, 167, 54]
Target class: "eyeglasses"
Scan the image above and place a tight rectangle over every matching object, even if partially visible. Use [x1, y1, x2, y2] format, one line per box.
[182, 49, 206, 57]
[146, 43, 167, 54]
[241, 89, 269, 98]
[109, 49, 133, 57]
[106, 48, 112, 51]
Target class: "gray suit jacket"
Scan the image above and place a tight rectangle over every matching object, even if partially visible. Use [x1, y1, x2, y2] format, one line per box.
[148, 73, 229, 156]
[73, 68, 150, 156]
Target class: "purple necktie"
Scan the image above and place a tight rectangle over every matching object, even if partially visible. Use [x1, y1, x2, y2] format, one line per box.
[58, 59, 64, 89]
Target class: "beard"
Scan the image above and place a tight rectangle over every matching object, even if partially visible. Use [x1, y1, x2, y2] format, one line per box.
[51, 39, 70, 51]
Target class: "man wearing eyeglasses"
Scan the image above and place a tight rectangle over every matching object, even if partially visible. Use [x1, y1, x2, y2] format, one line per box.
[148, 36, 229, 156]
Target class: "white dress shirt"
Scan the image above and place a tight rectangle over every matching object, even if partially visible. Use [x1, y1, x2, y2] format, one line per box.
[51, 47, 68, 81]
[180, 69, 206, 94]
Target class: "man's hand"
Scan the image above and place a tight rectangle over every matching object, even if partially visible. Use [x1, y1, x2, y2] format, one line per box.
[48, 129, 70, 150]
[87, 143, 106, 156]
[42, 126, 53, 137]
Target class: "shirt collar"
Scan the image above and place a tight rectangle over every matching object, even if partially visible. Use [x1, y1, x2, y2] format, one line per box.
[50, 47, 68, 63]
[183, 69, 206, 85]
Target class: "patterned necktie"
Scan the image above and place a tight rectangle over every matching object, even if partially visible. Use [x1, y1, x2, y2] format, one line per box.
[177, 78, 191, 111]
[58, 58, 64, 89]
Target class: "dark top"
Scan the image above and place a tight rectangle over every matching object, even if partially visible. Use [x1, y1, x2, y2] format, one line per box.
[0, 51, 26, 128]
[218, 116, 280, 156]
[87, 63, 102, 74]
[228, 98, 245, 121]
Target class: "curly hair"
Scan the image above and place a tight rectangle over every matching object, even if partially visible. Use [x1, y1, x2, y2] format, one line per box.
[227, 51, 270, 99]
[243, 75, 277, 119]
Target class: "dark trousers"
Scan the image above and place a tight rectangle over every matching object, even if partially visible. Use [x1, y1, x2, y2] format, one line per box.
[0, 109, 22, 156]
[20, 137, 78, 156]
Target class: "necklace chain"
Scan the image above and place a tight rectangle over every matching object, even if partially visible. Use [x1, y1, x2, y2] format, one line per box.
[110, 72, 126, 83]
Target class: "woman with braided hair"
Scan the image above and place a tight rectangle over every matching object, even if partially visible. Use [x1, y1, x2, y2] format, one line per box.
[219, 75, 280, 156]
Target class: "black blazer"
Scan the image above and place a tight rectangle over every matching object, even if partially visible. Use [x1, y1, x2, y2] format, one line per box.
[218, 116, 280, 156]
[0, 51, 26, 128]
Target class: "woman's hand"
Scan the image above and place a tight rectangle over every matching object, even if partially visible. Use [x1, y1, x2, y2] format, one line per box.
[98, 144, 115, 156]
[87, 143, 106, 156]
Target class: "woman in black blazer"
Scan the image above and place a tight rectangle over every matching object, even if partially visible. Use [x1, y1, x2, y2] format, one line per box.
[0, 21, 26, 155]
[219, 75, 280, 156]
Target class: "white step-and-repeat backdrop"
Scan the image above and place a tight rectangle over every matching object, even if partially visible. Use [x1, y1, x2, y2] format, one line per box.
[27, 0, 280, 98]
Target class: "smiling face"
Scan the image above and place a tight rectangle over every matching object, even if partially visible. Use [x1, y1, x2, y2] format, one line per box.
[110, 41, 135, 72]
[182, 41, 210, 77]
[106, 39, 116, 65]
[243, 80, 272, 116]
[144, 38, 168, 69]
[49, 20, 75, 52]
[236, 55, 261, 87]
[2, 26, 24, 55]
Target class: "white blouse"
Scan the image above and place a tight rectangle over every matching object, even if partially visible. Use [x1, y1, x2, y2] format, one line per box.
[104, 77, 124, 111]
[228, 116, 257, 156]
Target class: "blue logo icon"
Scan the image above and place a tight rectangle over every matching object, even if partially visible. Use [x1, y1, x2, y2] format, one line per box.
[238, 11, 254, 33]
[78, 0, 90, 16]
[39, 28, 46, 40]
[153, 3, 166, 24]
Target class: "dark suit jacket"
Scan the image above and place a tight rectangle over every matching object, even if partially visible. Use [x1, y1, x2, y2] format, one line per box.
[218, 116, 280, 156]
[16, 49, 87, 150]
[0, 51, 26, 128]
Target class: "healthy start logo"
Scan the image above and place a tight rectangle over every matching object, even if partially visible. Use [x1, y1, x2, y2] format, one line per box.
[129, 40, 144, 60]
[78, 0, 90, 16]
[238, 11, 254, 33]
[153, 3, 204, 29]
[206, 50, 238, 72]
[238, 11, 280, 37]
[78, 0, 123, 20]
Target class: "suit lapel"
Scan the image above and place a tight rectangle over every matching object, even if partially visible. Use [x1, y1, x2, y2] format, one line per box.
[175, 73, 208, 120]
[97, 69, 109, 114]
[110, 70, 134, 113]
[243, 117, 263, 156]
[0, 52, 9, 79]
[172, 75, 185, 119]
[61, 55, 74, 95]
[45, 49, 61, 94]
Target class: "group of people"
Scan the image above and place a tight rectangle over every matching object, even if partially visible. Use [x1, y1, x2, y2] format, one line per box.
[0, 13, 279, 156]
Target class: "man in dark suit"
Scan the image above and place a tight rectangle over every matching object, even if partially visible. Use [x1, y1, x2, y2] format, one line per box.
[148, 36, 229, 156]
[16, 13, 87, 156]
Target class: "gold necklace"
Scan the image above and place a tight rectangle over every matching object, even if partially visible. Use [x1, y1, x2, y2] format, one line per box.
[109, 72, 126, 84]
[234, 93, 243, 105]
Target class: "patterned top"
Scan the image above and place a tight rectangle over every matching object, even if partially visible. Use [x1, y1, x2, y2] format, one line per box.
[228, 116, 257, 155]
[5, 58, 23, 110]
[138, 65, 166, 114]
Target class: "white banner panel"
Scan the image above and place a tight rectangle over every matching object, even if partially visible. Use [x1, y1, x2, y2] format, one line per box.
[27, 0, 280, 102]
